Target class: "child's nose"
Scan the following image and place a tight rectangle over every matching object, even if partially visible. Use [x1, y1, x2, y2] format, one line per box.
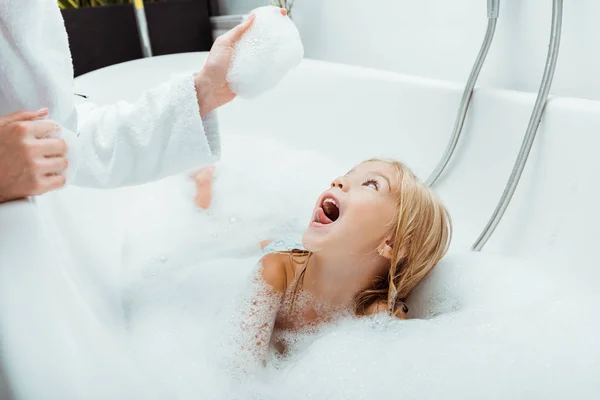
[331, 177, 349, 192]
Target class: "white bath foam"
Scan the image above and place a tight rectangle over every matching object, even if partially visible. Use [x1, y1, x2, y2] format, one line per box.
[113, 134, 599, 399]
[116, 152, 600, 400]
[227, 5, 304, 98]
[0, 194, 156, 400]
[123, 256, 259, 400]
[6, 135, 599, 399]
[254, 293, 599, 400]
[246, 254, 599, 400]
[118, 133, 344, 288]
[122, 252, 600, 400]
[117, 134, 344, 394]
[407, 251, 560, 319]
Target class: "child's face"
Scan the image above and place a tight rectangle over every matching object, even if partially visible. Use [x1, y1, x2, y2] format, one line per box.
[302, 161, 399, 257]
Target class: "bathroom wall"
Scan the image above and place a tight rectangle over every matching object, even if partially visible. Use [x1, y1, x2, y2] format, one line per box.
[217, 0, 600, 101]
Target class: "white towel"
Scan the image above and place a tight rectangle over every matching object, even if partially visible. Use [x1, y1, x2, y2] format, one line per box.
[0, 0, 219, 188]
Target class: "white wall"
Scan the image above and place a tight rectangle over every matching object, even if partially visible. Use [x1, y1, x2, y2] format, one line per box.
[218, 0, 600, 101]
[214, 0, 263, 15]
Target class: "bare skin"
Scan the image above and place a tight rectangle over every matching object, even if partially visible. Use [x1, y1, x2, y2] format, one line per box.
[266, 252, 408, 329]
[0, 109, 68, 203]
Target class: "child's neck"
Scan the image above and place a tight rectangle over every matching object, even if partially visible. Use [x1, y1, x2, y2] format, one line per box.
[302, 250, 379, 309]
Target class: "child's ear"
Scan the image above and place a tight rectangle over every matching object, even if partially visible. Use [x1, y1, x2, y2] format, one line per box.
[377, 240, 394, 260]
[378, 237, 407, 261]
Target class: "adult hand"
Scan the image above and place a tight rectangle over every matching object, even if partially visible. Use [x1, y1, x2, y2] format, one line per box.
[0, 109, 68, 204]
[194, 8, 288, 117]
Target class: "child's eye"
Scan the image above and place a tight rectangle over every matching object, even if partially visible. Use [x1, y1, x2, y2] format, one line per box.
[363, 179, 379, 190]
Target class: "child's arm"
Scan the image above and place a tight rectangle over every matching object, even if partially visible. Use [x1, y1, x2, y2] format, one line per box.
[235, 253, 287, 369]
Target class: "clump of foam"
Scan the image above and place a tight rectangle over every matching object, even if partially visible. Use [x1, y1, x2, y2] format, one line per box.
[227, 6, 304, 98]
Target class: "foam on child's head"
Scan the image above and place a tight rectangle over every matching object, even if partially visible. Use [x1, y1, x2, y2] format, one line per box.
[227, 6, 304, 99]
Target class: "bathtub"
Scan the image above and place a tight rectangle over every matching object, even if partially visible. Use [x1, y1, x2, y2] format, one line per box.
[72, 52, 600, 279]
[1, 52, 599, 399]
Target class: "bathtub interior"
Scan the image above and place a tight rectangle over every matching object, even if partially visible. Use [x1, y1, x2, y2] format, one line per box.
[221, 62, 600, 291]
[71, 50, 600, 323]
[74, 53, 600, 282]
[0, 52, 598, 398]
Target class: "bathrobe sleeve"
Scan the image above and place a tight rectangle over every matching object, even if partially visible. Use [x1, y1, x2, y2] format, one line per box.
[0, 0, 220, 190]
[73, 75, 221, 188]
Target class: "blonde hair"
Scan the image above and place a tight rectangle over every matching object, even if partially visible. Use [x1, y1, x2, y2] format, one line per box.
[354, 159, 452, 316]
[287, 159, 452, 317]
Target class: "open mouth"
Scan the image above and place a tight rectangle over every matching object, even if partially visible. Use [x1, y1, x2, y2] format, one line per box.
[313, 195, 340, 225]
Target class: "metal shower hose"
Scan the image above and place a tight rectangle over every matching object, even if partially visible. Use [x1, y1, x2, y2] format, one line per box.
[472, 0, 563, 251]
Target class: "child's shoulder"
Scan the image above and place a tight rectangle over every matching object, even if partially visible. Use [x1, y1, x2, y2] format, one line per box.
[258, 252, 290, 293]
[258, 236, 306, 293]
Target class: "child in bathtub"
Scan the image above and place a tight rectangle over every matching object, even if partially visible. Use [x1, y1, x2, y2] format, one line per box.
[193, 158, 451, 363]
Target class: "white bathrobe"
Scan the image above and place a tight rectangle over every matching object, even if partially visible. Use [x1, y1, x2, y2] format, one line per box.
[0, 2, 221, 398]
[0, 0, 219, 188]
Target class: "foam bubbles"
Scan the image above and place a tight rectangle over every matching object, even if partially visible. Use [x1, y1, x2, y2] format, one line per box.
[118, 133, 344, 282]
[407, 251, 559, 318]
[114, 136, 599, 399]
[3, 135, 599, 399]
[227, 6, 304, 98]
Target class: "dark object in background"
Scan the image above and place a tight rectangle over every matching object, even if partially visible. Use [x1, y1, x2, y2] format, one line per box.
[62, 0, 213, 77]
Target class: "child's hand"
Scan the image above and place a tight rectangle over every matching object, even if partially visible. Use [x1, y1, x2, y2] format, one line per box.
[193, 165, 215, 209]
